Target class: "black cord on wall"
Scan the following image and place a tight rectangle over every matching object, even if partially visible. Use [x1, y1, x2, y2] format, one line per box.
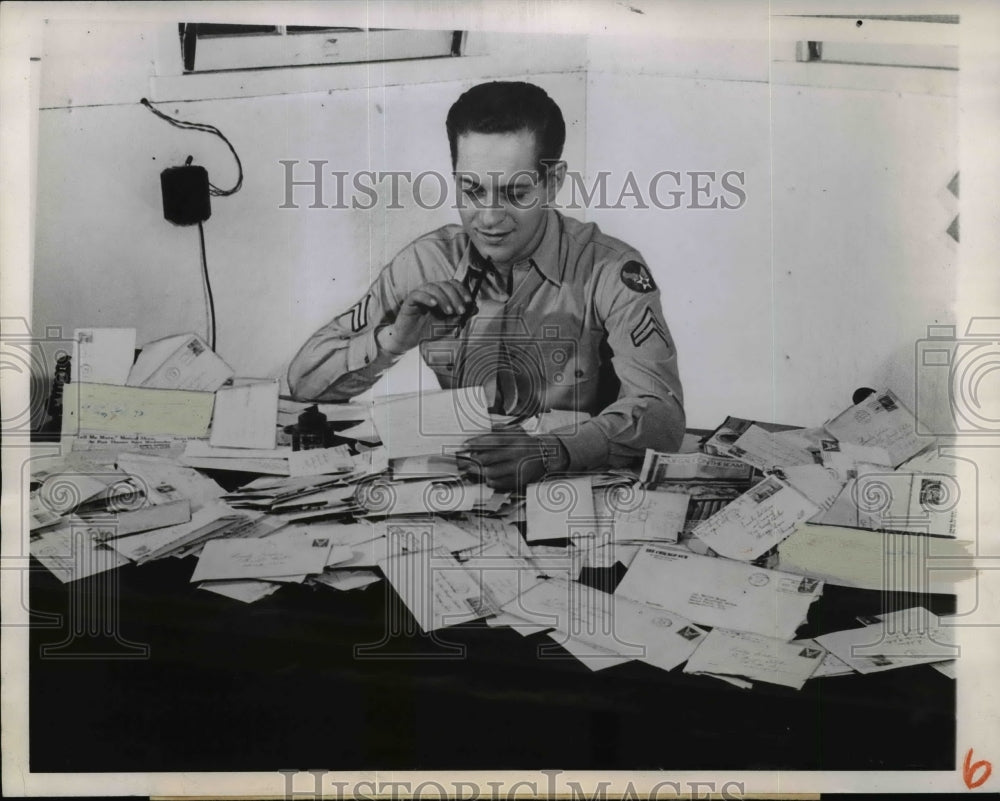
[140, 97, 243, 195]
[141, 97, 244, 353]
[197, 221, 217, 352]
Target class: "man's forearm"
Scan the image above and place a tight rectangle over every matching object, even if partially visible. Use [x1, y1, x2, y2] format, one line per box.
[553, 394, 685, 471]
[287, 326, 405, 401]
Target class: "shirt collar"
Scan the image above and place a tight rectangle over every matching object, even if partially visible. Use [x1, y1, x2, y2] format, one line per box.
[516, 208, 563, 287]
[454, 208, 564, 287]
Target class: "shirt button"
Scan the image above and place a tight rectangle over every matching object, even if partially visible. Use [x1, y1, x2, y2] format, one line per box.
[575, 369, 585, 378]
[445, 364, 454, 371]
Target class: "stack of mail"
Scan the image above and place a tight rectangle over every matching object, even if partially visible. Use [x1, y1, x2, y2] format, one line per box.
[37, 348, 965, 685]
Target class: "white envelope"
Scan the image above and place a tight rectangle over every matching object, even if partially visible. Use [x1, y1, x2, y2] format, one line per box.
[616, 545, 823, 640]
[684, 628, 825, 689]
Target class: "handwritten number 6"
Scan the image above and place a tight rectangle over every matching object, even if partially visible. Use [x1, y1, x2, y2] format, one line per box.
[964, 748, 992, 790]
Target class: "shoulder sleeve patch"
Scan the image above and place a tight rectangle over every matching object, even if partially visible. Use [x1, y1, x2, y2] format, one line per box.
[339, 294, 372, 332]
[620, 261, 657, 294]
[630, 307, 670, 350]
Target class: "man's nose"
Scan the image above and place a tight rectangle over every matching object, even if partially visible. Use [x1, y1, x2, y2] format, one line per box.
[479, 203, 506, 228]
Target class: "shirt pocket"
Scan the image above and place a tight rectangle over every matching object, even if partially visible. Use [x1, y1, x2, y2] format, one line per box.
[420, 340, 460, 387]
[538, 331, 601, 411]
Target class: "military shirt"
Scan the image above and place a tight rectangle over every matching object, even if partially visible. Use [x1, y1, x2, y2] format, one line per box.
[287, 209, 685, 470]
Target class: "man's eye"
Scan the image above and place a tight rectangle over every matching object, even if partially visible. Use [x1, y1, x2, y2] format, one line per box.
[463, 187, 485, 199]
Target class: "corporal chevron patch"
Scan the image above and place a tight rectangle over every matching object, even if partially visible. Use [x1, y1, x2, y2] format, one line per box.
[630, 307, 669, 348]
[347, 295, 371, 332]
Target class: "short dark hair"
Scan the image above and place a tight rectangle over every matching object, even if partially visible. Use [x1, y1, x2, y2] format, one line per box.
[446, 81, 566, 176]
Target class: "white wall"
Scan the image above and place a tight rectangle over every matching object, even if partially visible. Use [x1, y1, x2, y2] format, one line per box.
[33, 18, 959, 430]
[32, 20, 587, 395]
[585, 36, 956, 428]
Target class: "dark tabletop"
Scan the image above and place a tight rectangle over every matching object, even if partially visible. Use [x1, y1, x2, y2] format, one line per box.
[28, 547, 955, 773]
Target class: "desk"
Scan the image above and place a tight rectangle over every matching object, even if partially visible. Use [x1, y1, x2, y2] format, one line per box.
[29, 549, 954, 772]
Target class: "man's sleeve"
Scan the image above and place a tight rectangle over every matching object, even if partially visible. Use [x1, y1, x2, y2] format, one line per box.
[555, 257, 686, 470]
[287, 256, 410, 402]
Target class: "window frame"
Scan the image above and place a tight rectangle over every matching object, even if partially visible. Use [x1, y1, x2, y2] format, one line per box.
[177, 24, 464, 73]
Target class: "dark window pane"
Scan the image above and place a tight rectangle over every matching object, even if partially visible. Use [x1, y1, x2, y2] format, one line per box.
[195, 24, 279, 38]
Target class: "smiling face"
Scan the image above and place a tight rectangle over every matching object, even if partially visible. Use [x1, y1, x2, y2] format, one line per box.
[454, 129, 564, 269]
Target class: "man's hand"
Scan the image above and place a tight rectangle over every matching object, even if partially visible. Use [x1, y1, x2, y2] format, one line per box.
[462, 431, 568, 491]
[380, 279, 476, 355]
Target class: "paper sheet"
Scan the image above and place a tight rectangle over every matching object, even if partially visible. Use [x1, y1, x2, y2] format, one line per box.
[29, 504, 63, 531]
[683, 628, 825, 689]
[115, 453, 224, 512]
[30, 520, 130, 583]
[190, 533, 333, 582]
[525, 475, 596, 542]
[776, 464, 844, 512]
[62, 383, 215, 438]
[458, 544, 546, 608]
[389, 453, 462, 478]
[72, 327, 136, 385]
[612, 487, 689, 543]
[65, 432, 194, 459]
[182, 456, 291, 475]
[697, 673, 754, 690]
[198, 579, 282, 603]
[450, 517, 525, 558]
[241, 483, 351, 512]
[616, 545, 823, 640]
[819, 440, 893, 481]
[86, 497, 192, 540]
[728, 424, 818, 472]
[356, 478, 484, 516]
[310, 568, 382, 591]
[286, 445, 356, 477]
[380, 517, 483, 555]
[815, 607, 957, 674]
[209, 379, 279, 449]
[106, 502, 252, 563]
[792, 638, 856, 678]
[232, 473, 346, 497]
[639, 450, 753, 483]
[545, 631, 632, 671]
[703, 416, 802, 458]
[332, 536, 389, 569]
[336, 419, 381, 443]
[278, 521, 379, 549]
[829, 471, 959, 537]
[371, 386, 492, 458]
[930, 660, 957, 679]
[691, 475, 820, 561]
[379, 545, 495, 631]
[355, 446, 389, 475]
[485, 612, 554, 637]
[127, 332, 233, 392]
[507, 578, 708, 673]
[574, 539, 617, 570]
[776, 522, 973, 594]
[181, 440, 292, 474]
[612, 543, 642, 567]
[33, 469, 122, 516]
[824, 388, 929, 468]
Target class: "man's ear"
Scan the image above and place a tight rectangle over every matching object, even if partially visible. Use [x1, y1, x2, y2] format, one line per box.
[543, 160, 567, 202]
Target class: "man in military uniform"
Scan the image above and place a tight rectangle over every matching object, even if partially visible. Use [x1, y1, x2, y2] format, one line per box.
[288, 81, 684, 489]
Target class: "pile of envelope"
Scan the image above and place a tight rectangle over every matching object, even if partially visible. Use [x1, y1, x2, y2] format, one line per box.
[30, 326, 966, 687]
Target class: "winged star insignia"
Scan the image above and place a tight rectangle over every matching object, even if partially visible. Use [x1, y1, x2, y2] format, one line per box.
[620, 261, 656, 293]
